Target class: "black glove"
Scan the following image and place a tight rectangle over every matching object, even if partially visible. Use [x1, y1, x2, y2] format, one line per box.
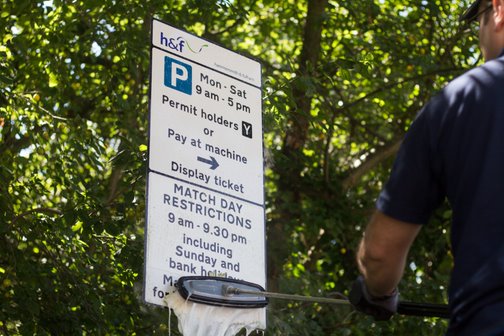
[349, 275, 398, 321]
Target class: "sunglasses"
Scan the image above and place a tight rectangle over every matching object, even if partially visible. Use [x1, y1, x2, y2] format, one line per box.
[467, 3, 493, 24]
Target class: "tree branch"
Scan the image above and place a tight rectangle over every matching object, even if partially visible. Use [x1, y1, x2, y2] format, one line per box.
[12, 207, 62, 224]
[341, 137, 403, 190]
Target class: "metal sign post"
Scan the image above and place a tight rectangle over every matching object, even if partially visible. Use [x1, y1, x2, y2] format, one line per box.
[144, 19, 265, 312]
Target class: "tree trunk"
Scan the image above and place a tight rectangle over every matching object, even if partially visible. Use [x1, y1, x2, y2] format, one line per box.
[268, 0, 328, 291]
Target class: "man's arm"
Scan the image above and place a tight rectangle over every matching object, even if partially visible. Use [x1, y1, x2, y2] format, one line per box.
[357, 210, 422, 297]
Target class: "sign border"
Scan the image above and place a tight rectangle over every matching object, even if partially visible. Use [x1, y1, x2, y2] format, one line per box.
[143, 18, 268, 309]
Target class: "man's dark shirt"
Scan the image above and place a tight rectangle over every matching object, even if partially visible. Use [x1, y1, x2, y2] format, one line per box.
[377, 50, 504, 335]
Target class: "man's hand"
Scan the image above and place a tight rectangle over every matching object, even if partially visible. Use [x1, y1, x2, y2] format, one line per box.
[349, 275, 399, 321]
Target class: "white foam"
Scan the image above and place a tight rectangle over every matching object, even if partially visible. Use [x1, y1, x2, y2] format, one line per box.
[164, 292, 266, 336]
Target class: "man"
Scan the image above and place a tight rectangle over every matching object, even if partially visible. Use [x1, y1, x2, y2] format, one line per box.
[349, 0, 504, 334]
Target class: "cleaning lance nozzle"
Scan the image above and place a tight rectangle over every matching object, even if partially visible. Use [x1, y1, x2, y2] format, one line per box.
[222, 285, 241, 296]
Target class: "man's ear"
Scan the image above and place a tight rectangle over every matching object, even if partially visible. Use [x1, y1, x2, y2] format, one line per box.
[493, 0, 504, 30]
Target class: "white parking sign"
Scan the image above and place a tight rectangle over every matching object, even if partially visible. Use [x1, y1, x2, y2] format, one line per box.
[144, 19, 266, 311]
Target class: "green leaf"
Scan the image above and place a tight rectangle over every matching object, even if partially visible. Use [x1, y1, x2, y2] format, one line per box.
[71, 220, 83, 232]
[48, 72, 58, 87]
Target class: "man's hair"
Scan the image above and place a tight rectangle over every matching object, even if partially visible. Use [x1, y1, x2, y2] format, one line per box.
[482, 0, 494, 25]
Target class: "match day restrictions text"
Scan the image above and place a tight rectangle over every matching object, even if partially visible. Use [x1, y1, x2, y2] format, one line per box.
[146, 172, 265, 291]
[164, 181, 250, 275]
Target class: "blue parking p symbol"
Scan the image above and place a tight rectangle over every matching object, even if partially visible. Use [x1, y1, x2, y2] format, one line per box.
[164, 56, 192, 95]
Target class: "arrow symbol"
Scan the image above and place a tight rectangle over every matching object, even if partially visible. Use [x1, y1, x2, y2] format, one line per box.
[197, 156, 219, 170]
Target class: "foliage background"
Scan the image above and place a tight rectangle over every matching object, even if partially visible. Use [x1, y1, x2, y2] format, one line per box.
[0, 0, 480, 334]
